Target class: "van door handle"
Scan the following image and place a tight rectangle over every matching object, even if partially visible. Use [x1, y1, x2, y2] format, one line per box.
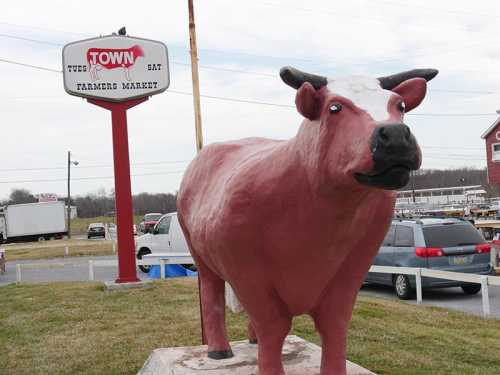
[168, 241, 171, 246]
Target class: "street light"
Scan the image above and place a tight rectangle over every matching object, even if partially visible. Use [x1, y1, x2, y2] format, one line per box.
[67, 151, 79, 239]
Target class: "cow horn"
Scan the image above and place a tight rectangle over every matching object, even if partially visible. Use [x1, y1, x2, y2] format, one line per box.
[378, 68, 439, 90]
[280, 66, 328, 90]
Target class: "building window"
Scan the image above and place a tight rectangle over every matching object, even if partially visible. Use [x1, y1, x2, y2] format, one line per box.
[492, 143, 500, 162]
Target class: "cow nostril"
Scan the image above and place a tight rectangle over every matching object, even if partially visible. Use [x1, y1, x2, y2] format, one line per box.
[379, 128, 389, 143]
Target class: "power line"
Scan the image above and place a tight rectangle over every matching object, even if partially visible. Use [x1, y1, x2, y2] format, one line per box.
[421, 146, 484, 150]
[2, 31, 500, 94]
[168, 89, 295, 108]
[0, 160, 191, 172]
[0, 170, 186, 184]
[1, 56, 498, 118]
[0, 58, 61, 73]
[245, 0, 497, 38]
[366, 0, 500, 19]
[0, 33, 62, 46]
[0, 33, 277, 78]
[0, 21, 92, 37]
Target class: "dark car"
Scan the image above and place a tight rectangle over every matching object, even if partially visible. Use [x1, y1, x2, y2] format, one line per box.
[87, 223, 106, 239]
[365, 217, 493, 299]
[139, 213, 163, 233]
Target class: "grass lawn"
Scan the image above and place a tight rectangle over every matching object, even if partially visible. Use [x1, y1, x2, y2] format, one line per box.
[4, 239, 114, 261]
[1, 279, 499, 375]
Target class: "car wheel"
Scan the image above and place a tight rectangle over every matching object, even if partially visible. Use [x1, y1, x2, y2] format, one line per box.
[37, 236, 46, 242]
[393, 274, 414, 300]
[461, 284, 481, 295]
[137, 248, 152, 273]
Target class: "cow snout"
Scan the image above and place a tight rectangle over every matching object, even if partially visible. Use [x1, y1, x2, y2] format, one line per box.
[355, 123, 420, 190]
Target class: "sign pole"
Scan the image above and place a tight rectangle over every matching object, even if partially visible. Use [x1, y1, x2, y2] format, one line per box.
[88, 97, 147, 283]
[67, 151, 72, 239]
[63, 30, 170, 284]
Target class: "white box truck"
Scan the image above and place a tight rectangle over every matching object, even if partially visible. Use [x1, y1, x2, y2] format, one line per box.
[0, 201, 68, 243]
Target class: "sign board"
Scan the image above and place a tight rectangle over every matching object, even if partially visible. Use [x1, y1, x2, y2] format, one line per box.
[38, 193, 58, 203]
[63, 34, 169, 102]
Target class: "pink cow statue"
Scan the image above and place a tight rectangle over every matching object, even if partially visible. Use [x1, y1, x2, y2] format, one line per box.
[177, 66, 438, 375]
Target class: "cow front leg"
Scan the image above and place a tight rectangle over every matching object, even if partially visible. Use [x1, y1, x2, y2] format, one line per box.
[196, 258, 233, 359]
[253, 314, 292, 375]
[311, 285, 355, 375]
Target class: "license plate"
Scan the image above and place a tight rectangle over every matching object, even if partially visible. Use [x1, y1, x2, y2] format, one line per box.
[450, 255, 473, 266]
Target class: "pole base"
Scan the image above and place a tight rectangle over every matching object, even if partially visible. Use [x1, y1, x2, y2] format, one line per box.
[115, 276, 141, 284]
[104, 279, 152, 291]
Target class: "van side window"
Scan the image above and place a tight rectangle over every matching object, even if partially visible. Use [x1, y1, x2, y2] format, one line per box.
[395, 226, 414, 247]
[382, 226, 396, 246]
[156, 216, 172, 235]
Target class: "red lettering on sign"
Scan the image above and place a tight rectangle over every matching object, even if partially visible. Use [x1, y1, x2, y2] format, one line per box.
[86, 45, 144, 81]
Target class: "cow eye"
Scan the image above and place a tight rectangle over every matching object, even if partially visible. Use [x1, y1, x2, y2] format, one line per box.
[398, 101, 406, 113]
[329, 103, 342, 114]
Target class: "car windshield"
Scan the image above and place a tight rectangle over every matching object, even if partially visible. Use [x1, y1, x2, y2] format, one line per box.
[144, 214, 162, 221]
[423, 224, 485, 248]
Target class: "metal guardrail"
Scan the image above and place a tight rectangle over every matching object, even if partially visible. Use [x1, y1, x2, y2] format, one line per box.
[15, 256, 195, 285]
[12, 257, 500, 318]
[368, 265, 499, 317]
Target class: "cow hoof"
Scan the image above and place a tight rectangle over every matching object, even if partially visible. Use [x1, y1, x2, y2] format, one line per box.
[208, 349, 234, 360]
[249, 338, 258, 344]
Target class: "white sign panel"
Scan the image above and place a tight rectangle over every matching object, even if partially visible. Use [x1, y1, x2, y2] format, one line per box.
[63, 34, 169, 102]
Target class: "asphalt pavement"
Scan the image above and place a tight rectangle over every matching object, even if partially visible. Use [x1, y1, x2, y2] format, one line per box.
[360, 282, 500, 318]
[0, 255, 151, 286]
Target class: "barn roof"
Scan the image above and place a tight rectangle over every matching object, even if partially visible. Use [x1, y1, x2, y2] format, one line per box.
[481, 117, 500, 139]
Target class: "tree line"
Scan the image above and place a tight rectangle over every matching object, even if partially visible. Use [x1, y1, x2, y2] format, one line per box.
[1, 188, 177, 218]
[401, 167, 487, 191]
[2, 168, 499, 217]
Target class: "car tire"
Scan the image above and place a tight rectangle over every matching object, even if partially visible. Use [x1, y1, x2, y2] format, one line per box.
[393, 274, 414, 300]
[461, 284, 481, 295]
[137, 248, 152, 273]
[37, 236, 46, 242]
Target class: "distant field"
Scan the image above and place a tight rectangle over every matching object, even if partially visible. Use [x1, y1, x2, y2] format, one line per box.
[70, 215, 143, 235]
[4, 239, 114, 261]
[1, 279, 499, 375]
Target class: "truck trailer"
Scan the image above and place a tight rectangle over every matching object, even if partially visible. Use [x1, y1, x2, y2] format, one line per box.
[0, 201, 68, 243]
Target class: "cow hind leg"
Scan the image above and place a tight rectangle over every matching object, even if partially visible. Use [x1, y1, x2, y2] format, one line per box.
[196, 257, 233, 359]
[248, 320, 257, 344]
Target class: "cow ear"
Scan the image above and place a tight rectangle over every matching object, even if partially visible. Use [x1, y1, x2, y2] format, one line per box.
[391, 77, 427, 112]
[295, 82, 321, 120]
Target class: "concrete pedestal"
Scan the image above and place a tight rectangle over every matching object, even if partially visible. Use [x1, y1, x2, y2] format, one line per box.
[138, 335, 376, 375]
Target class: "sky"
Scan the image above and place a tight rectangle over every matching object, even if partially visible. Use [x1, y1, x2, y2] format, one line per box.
[1, 0, 499, 200]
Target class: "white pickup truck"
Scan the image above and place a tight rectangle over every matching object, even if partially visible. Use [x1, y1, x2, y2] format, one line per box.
[135, 212, 191, 272]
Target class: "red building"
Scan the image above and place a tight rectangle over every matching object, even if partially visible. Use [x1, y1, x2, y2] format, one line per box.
[481, 117, 500, 184]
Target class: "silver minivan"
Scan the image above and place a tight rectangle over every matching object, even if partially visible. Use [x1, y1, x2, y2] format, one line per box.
[365, 217, 493, 299]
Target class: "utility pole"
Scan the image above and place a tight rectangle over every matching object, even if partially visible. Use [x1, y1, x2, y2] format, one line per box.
[188, 0, 204, 152]
[411, 170, 416, 203]
[67, 151, 78, 239]
[188, 0, 206, 346]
